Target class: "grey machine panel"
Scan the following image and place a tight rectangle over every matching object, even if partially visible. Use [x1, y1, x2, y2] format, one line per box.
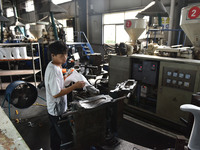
[130, 54, 200, 126]
[157, 61, 200, 126]
[162, 67, 196, 92]
[108, 55, 131, 90]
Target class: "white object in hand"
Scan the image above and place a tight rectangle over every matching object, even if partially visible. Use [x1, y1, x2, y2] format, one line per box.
[64, 68, 99, 94]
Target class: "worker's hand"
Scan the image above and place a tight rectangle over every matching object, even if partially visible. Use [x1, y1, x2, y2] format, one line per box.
[73, 81, 85, 89]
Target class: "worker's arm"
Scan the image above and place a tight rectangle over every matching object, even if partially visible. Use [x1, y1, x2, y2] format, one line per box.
[53, 81, 85, 98]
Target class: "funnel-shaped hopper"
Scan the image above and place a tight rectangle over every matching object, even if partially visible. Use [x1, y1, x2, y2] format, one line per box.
[37, 1, 67, 14]
[137, 0, 168, 17]
[124, 19, 146, 45]
[180, 4, 200, 47]
[29, 24, 45, 39]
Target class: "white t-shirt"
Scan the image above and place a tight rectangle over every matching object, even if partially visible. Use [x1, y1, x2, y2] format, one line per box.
[44, 61, 67, 116]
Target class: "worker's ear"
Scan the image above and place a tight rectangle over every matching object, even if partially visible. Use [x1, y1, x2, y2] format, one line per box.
[51, 54, 55, 57]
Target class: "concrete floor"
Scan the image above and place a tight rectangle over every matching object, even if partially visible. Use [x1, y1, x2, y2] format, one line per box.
[0, 87, 176, 150]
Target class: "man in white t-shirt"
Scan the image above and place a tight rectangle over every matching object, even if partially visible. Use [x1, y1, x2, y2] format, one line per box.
[45, 41, 85, 150]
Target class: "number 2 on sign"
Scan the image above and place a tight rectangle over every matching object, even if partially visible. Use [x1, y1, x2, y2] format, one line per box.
[191, 9, 196, 17]
[188, 6, 200, 19]
[126, 20, 132, 28]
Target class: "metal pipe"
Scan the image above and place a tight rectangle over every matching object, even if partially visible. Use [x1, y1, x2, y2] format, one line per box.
[0, 0, 3, 42]
[86, 0, 89, 39]
[1, 22, 3, 42]
[167, 0, 175, 46]
[10, 0, 17, 23]
[50, 12, 58, 40]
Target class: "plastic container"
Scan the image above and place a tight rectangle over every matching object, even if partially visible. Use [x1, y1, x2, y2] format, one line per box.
[19, 47, 28, 58]
[12, 47, 21, 59]
[4, 47, 14, 59]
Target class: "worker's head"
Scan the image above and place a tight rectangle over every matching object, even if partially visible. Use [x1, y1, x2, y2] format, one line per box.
[48, 41, 68, 65]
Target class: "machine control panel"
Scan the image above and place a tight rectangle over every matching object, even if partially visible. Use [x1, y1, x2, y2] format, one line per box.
[162, 67, 196, 91]
[132, 60, 159, 85]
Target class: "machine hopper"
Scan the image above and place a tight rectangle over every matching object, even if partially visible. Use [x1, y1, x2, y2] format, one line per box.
[124, 19, 146, 45]
[180, 3, 200, 59]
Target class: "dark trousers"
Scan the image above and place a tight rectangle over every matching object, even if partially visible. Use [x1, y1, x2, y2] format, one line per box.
[49, 114, 72, 150]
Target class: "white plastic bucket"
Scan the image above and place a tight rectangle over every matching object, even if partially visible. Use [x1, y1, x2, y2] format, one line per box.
[0, 51, 4, 59]
[0, 48, 5, 59]
[4, 47, 14, 59]
[19, 47, 28, 58]
[12, 47, 21, 59]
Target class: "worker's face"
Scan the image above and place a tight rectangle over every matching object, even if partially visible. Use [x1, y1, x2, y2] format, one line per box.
[52, 53, 68, 65]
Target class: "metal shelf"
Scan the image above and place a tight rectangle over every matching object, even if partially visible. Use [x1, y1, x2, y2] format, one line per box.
[0, 42, 39, 46]
[0, 70, 41, 76]
[0, 42, 43, 88]
[0, 56, 39, 61]
[66, 42, 87, 45]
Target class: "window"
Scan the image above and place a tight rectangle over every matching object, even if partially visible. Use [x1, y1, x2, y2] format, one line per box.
[57, 19, 74, 42]
[25, 0, 35, 12]
[103, 12, 124, 24]
[52, 0, 72, 5]
[6, 7, 14, 17]
[65, 27, 73, 42]
[103, 25, 115, 44]
[103, 10, 149, 44]
[57, 20, 67, 27]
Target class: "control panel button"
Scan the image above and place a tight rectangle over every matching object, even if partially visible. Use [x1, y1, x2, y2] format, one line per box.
[166, 79, 171, 84]
[167, 71, 172, 76]
[178, 81, 183, 86]
[184, 82, 190, 87]
[179, 73, 184, 78]
[172, 80, 177, 84]
[173, 72, 178, 77]
[138, 65, 143, 72]
[185, 74, 191, 79]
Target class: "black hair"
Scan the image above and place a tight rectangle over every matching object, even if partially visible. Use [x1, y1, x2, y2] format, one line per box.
[48, 41, 68, 55]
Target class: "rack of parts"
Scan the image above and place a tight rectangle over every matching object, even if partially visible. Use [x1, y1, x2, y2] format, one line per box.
[0, 42, 43, 90]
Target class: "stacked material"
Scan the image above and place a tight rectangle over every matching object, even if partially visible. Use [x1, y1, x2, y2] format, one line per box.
[0, 47, 28, 59]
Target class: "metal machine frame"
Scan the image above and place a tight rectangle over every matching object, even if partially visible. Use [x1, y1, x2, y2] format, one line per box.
[108, 54, 200, 131]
